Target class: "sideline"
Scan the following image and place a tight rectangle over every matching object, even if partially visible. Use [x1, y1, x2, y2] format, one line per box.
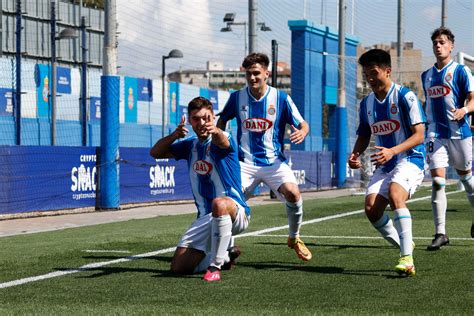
[0, 191, 460, 289]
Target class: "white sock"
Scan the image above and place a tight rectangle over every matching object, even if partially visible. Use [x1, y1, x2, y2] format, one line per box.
[372, 213, 400, 247]
[432, 177, 447, 235]
[193, 252, 212, 273]
[393, 208, 413, 256]
[286, 198, 303, 238]
[460, 173, 474, 211]
[210, 215, 232, 269]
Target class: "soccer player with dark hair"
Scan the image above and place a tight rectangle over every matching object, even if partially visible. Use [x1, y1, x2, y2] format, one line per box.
[422, 27, 474, 249]
[217, 52, 312, 262]
[150, 96, 250, 282]
[349, 49, 426, 276]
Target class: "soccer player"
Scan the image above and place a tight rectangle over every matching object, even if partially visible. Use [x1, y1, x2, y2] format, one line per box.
[348, 49, 426, 276]
[422, 27, 474, 250]
[217, 52, 312, 262]
[150, 96, 250, 282]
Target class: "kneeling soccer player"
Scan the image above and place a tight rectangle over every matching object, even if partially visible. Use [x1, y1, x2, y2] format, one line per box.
[150, 96, 250, 282]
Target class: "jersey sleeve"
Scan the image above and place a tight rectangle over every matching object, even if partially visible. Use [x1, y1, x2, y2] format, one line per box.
[284, 94, 305, 126]
[356, 98, 371, 137]
[459, 65, 474, 94]
[218, 91, 238, 123]
[210, 132, 234, 158]
[403, 90, 426, 125]
[170, 138, 193, 161]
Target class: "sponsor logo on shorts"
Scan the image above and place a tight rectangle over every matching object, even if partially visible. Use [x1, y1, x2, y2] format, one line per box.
[193, 160, 213, 175]
[243, 118, 273, 132]
[371, 120, 400, 135]
[427, 85, 451, 98]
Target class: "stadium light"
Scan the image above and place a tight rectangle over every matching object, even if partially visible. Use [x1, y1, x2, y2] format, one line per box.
[162, 49, 184, 138]
[220, 13, 271, 57]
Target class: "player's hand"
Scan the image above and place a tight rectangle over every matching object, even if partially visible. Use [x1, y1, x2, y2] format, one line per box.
[348, 152, 361, 169]
[451, 107, 468, 121]
[173, 115, 189, 138]
[289, 125, 307, 144]
[200, 114, 220, 135]
[370, 146, 395, 166]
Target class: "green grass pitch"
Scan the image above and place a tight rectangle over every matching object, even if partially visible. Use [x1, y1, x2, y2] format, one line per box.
[1, 185, 473, 315]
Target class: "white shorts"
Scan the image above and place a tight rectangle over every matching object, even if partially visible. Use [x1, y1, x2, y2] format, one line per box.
[366, 160, 424, 200]
[425, 137, 472, 171]
[240, 160, 298, 201]
[177, 199, 249, 253]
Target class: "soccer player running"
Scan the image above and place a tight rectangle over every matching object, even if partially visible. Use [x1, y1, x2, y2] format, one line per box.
[150, 97, 250, 282]
[348, 49, 426, 277]
[422, 27, 474, 250]
[217, 53, 312, 262]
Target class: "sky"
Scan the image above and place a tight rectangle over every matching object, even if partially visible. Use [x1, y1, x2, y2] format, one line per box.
[116, 0, 474, 79]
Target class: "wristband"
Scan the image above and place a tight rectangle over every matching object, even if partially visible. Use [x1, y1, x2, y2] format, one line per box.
[463, 107, 469, 115]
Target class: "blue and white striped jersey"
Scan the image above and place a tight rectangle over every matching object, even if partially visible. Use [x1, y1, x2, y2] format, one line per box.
[357, 83, 426, 173]
[170, 132, 250, 219]
[421, 60, 474, 139]
[219, 86, 304, 166]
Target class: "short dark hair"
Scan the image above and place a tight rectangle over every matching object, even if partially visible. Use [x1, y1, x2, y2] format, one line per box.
[242, 53, 270, 69]
[431, 27, 455, 43]
[188, 96, 213, 115]
[358, 49, 391, 69]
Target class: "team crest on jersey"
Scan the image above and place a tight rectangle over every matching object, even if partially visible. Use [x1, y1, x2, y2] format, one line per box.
[445, 73, 452, 81]
[268, 105, 276, 115]
[390, 103, 398, 114]
[193, 160, 213, 175]
[371, 120, 400, 136]
[243, 118, 273, 132]
[427, 85, 451, 98]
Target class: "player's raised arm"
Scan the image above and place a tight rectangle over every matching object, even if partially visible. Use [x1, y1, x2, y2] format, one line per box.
[204, 114, 230, 149]
[150, 115, 188, 159]
[216, 116, 228, 131]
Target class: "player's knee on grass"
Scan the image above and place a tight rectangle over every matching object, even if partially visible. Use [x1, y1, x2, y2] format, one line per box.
[170, 248, 205, 274]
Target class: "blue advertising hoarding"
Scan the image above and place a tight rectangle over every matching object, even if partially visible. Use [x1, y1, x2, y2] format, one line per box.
[0, 146, 97, 214]
[137, 78, 153, 101]
[56, 66, 72, 94]
[169, 82, 179, 126]
[120, 147, 193, 204]
[0, 88, 14, 116]
[0, 145, 334, 215]
[34, 64, 50, 118]
[89, 96, 101, 121]
[124, 76, 138, 123]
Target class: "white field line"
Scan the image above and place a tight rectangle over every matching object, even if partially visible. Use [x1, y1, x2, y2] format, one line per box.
[83, 250, 132, 253]
[0, 191, 460, 289]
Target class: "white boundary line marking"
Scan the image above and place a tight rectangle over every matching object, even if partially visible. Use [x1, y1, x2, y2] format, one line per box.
[0, 191, 461, 289]
[83, 250, 132, 253]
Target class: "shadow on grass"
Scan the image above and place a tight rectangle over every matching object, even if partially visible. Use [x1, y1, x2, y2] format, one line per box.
[238, 261, 344, 274]
[255, 241, 395, 250]
[411, 208, 458, 213]
[54, 265, 200, 280]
